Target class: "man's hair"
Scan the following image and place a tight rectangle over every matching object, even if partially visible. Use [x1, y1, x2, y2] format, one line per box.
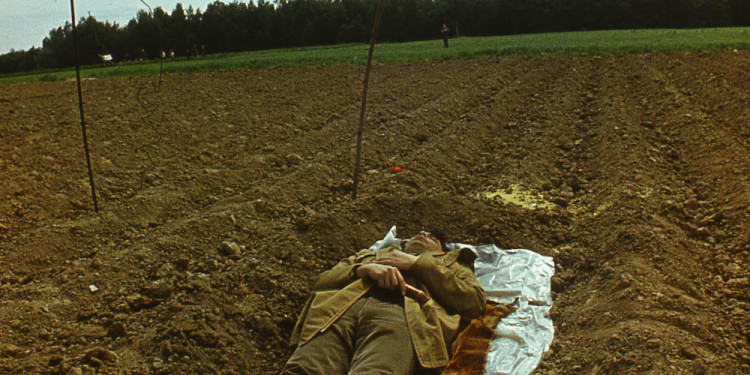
[428, 229, 450, 252]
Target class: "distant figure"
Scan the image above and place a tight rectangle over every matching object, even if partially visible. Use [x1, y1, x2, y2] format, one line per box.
[169, 49, 175, 61]
[140, 48, 148, 61]
[441, 23, 450, 48]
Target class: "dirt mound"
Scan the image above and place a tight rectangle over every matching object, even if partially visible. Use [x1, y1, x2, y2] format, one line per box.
[1, 50, 748, 374]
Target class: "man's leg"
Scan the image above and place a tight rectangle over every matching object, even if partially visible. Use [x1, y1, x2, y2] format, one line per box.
[349, 297, 416, 375]
[282, 299, 365, 374]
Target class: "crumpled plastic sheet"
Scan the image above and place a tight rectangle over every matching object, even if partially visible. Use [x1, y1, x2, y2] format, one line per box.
[370, 226, 555, 375]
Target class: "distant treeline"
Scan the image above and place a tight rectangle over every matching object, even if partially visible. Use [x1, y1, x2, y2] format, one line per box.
[2, 0, 748, 74]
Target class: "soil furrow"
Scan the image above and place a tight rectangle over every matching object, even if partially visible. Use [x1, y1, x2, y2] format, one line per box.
[1, 51, 748, 374]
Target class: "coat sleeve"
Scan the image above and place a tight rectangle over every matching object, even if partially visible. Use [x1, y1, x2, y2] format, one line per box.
[409, 253, 486, 320]
[311, 249, 370, 291]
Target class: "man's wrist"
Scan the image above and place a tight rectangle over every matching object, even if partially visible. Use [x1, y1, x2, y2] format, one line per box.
[410, 253, 437, 278]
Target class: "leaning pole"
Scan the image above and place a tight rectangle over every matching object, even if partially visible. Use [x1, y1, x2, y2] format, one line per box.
[69, 0, 99, 212]
[351, 0, 386, 200]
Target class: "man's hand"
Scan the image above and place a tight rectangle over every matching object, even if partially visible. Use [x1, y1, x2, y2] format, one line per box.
[356, 264, 406, 296]
[374, 250, 418, 271]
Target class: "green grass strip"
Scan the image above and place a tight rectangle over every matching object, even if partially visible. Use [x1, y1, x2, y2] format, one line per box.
[2, 27, 748, 84]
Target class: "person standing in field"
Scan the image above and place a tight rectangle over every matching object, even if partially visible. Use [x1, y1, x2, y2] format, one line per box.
[441, 23, 450, 48]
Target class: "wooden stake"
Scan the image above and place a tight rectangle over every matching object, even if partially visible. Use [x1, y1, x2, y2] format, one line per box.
[352, 0, 386, 200]
[70, 0, 99, 212]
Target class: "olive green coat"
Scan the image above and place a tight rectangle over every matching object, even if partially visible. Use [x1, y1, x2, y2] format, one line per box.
[289, 246, 486, 369]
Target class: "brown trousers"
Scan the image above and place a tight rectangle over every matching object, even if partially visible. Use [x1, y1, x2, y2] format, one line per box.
[283, 294, 416, 375]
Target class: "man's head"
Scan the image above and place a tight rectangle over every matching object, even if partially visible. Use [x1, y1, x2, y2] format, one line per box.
[403, 229, 449, 254]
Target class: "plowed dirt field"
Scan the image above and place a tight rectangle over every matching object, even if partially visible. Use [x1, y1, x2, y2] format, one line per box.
[1, 50, 748, 374]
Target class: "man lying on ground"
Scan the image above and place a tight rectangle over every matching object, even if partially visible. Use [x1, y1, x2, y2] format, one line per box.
[282, 229, 486, 374]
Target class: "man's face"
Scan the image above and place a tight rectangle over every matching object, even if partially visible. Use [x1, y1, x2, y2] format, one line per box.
[404, 231, 443, 254]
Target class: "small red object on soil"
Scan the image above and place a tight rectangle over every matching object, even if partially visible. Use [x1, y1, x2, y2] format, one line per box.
[390, 167, 403, 172]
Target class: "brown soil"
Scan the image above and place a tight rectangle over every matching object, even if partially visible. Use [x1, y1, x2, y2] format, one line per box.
[1, 50, 748, 375]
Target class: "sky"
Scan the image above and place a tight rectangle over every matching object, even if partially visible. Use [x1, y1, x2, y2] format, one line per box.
[0, 0, 216, 54]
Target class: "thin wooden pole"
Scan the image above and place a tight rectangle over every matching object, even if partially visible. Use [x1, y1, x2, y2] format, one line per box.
[70, 0, 99, 212]
[352, 0, 386, 200]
